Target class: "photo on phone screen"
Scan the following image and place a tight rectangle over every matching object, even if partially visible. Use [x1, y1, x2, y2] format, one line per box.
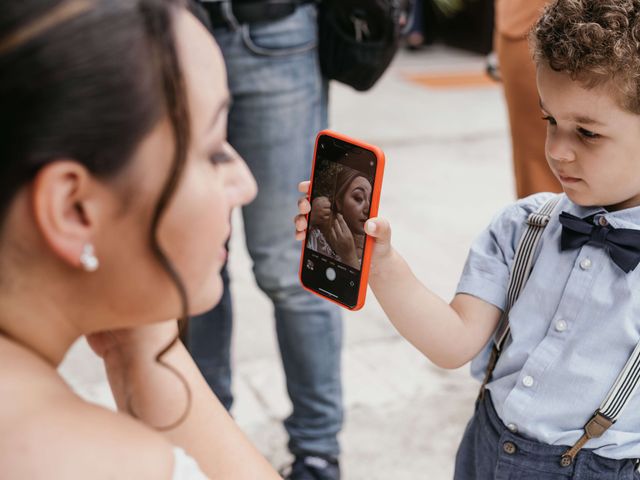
[300, 134, 379, 309]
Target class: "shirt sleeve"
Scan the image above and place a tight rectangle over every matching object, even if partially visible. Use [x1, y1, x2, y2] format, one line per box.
[456, 193, 555, 311]
[172, 447, 210, 480]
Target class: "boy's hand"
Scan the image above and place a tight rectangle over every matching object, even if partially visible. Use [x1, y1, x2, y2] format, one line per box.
[363, 216, 393, 273]
[295, 181, 393, 270]
[294, 181, 312, 241]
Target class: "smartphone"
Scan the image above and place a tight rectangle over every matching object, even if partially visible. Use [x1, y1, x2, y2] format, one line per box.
[299, 130, 385, 310]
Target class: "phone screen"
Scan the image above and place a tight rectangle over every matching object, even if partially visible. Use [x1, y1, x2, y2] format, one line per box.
[301, 134, 378, 308]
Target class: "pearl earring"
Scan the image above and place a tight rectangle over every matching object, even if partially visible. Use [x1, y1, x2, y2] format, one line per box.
[80, 243, 99, 272]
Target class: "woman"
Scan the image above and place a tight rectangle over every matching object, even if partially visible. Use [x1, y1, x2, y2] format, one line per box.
[0, 0, 281, 478]
[307, 168, 372, 269]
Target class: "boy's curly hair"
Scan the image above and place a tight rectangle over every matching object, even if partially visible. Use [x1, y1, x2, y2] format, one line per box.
[532, 0, 640, 113]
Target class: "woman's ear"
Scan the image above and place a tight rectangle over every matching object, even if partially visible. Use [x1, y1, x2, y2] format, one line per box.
[31, 161, 100, 270]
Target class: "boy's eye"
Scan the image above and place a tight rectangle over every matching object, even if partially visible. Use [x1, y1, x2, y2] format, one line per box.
[541, 115, 557, 126]
[577, 127, 600, 139]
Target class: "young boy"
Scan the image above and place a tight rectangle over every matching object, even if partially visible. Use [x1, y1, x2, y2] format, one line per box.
[295, 0, 640, 478]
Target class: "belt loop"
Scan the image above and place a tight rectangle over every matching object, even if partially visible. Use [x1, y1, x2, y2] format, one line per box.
[221, 0, 241, 30]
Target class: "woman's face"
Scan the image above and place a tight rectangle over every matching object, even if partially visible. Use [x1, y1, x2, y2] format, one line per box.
[97, 9, 256, 326]
[337, 176, 371, 235]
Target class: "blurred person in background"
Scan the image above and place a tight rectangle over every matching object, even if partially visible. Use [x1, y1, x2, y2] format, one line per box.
[495, 0, 561, 197]
[405, 0, 425, 49]
[188, 1, 343, 479]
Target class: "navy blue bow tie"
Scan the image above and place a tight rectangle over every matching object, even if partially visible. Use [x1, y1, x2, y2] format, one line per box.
[559, 211, 640, 273]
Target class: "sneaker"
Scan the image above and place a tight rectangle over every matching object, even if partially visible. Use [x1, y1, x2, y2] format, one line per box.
[282, 454, 340, 480]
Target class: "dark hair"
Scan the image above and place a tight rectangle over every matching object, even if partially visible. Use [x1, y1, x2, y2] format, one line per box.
[532, 0, 640, 113]
[0, 0, 192, 428]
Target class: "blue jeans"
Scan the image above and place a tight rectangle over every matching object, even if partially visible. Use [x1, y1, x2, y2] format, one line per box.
[187, 4, 343, 459]
[455, 392, 640, 479]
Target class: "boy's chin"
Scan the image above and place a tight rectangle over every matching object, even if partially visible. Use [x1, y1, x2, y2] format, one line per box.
[563, 190, 599, 208]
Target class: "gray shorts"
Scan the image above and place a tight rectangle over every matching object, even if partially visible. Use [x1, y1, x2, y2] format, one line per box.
[454, 392, 640, 480]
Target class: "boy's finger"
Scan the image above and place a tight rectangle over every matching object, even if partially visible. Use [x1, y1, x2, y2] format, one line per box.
[294, 215, 307, 232]
[297, 197, 311, 214]
[298, 181, 311, 193]
[365, 218, 392, 245]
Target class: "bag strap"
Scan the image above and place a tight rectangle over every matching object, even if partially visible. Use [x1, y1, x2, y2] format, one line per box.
[478, 194, 561, 399]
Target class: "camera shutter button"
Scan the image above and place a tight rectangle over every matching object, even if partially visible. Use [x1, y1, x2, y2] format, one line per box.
[326, 267, 336, 281]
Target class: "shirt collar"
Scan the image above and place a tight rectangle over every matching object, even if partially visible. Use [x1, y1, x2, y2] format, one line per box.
[561, 195, 640, 231]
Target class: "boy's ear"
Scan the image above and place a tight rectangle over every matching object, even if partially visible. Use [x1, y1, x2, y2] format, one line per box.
[31, 161, 99, 269]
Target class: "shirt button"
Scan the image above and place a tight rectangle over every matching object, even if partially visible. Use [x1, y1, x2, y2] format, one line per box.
[503, 441, 517, 455]
[522, 375, 534, 388]
[507, 423, 518, 433]
[598, 216, 609, 226]
[580, 258, 592, 270]
[555, 319, 568, 332]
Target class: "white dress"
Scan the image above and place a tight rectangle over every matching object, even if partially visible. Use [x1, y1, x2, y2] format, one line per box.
[172, 447, 209, 480]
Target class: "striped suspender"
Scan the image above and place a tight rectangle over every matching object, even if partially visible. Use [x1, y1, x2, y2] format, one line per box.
[493, 196, 561, 352]
[478, 195, 561, 398]
[561, 340, 640, 466]
[478, 194, 640, 467]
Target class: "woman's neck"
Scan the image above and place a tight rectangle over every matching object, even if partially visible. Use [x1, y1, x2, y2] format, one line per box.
[0, 289, 81, 367]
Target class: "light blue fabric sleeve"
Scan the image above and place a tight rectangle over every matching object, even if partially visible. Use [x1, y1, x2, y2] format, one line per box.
[456, 193, 556, 311]
[172, 447, 209, 480]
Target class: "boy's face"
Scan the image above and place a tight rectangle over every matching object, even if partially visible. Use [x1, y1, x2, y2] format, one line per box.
[537, 63, 640, 211]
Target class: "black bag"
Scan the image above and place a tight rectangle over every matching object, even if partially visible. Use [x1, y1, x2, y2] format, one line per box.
[318, 0, 410, 91]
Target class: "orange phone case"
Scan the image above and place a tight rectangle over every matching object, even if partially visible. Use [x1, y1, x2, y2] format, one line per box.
[298, 129, 385, 311]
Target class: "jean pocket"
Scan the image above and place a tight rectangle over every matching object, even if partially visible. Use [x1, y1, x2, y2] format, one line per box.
[242, 4, 318, 57]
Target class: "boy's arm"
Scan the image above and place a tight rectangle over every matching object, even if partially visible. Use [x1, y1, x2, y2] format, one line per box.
[295, 181, 502, 370]
[367, 235, 501, 369]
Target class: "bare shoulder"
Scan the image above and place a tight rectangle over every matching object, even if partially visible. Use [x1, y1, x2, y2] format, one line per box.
[0, 340, 175, 479]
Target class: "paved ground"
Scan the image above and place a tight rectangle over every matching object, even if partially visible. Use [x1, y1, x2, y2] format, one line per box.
[59, 45, 517, 479]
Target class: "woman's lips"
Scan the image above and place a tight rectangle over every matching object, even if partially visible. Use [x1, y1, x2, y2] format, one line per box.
[219, 247, 228, 262]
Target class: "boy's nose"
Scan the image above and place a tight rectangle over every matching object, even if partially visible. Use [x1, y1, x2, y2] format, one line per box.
[546, 135, 576, 164]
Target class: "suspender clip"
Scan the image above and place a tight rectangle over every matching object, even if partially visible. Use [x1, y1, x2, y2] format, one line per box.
[560, 410, 613, 467]
[527, 212, 551, 227]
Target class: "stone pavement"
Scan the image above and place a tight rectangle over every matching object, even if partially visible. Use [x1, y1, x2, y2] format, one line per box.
[59, 45, 516, 479]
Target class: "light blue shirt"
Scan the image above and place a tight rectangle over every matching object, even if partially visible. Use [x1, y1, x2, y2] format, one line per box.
[457, 193, 640, 460]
